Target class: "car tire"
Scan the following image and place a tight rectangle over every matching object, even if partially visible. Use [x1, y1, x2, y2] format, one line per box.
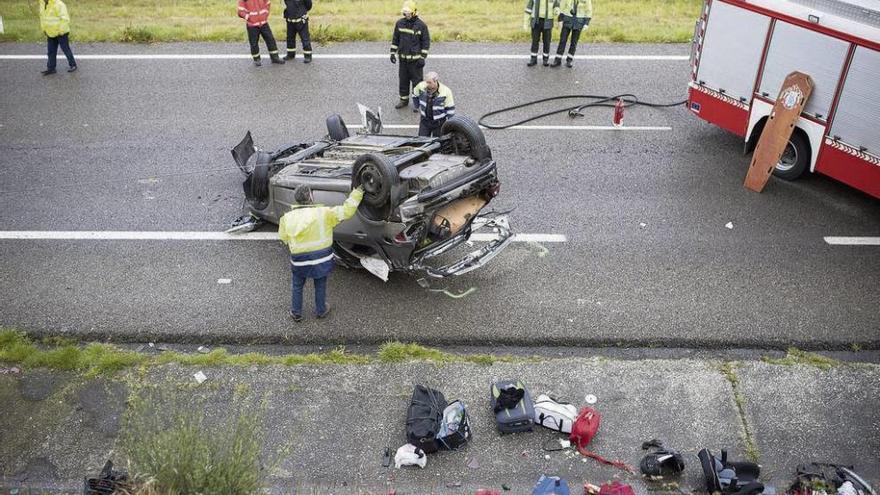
[244, 151, 271, 210]
[772, 130, 810, 181]
[352, 153, 402, 220]
[441, 115, 492, 161]
[326, 114, 350, 142]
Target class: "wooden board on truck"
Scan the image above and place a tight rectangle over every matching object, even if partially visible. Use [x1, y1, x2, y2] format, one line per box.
[744, 71, 814, 193]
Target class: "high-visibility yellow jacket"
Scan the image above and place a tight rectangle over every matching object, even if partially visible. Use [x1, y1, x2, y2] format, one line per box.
[557, 0, 592, 19]
[523, 0, 558, 30]
[39, 0, 71, 38]
[278, 188, 364, 254]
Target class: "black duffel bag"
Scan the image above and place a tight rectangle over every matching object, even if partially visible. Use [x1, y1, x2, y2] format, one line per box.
[405, 385, 447, 453]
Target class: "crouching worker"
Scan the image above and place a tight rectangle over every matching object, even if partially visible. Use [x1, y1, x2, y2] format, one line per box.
[278, 185, 364, 321]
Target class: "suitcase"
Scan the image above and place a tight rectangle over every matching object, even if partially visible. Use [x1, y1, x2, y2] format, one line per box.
[490, 379, 535, 433]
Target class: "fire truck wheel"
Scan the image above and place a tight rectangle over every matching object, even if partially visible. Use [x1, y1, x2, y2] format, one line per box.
[773, 131, 810, 181]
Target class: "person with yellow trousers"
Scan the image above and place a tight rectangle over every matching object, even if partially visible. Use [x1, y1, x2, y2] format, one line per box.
[38, 0, 77, 75]
[552, 0, 592, 68]
[523, 0, 558, 67]
[278, 185, 364, 321]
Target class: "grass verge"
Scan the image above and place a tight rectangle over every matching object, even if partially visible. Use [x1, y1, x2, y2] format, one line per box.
[719, 361, 761, 463]
[0, 329, 517, 376]
[0, 0, 700, 43]
[762, 347, 839, 370]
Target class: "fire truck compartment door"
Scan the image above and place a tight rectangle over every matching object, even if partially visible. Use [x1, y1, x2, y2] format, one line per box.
[696, 1, 770, 103]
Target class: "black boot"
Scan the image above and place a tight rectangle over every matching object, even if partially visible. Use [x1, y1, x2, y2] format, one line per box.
[252, 57, 262, 67]
[41, 69, 57, 75]
[565, 57, 574, 68]
[285, 50, 295, 60]
[551, 56, 562, 67]
[527, 55, 538, 67]
[304, 53, 312, 64]
[270, 54, 285, 64]
[542, 56, 550, 67]
[394, 99, 408, 109]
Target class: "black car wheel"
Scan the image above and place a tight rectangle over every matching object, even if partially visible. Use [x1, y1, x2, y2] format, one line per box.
[244, 151, 271, 210]
[772, 131, 810, 181]
[326, 114, 350, 141]
[441, 115, 492, 161]
[352, 153, 402, 220]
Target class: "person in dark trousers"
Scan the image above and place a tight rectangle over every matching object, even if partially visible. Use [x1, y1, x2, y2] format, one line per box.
[552, 0, 592, 68]
[412, 72, 455, 137]
[39, 0, 77, 75]
[390, 1, 430, 109]
[284, 0, 313, 62]
[523, 0, 558, 66]
[278, 185, 364, 321]
[238, 0, 284, 66]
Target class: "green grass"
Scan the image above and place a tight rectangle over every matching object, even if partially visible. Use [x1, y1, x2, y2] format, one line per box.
[0, 0, 701, 43]
[763, 347, 840, 370]
[718, 361, 761, 463]
[0, 329, 514, 375]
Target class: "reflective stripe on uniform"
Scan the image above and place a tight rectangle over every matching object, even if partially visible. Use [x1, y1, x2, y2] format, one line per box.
[291, 253, 334, 267]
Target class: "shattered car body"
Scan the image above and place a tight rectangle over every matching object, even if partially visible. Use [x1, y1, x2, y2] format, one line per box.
[230, 113, 512, 278]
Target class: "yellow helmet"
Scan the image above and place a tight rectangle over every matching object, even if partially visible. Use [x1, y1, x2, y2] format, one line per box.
[402, 1, 417, 15]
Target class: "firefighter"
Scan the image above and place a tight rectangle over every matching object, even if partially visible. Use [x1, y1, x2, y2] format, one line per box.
[278, 185, 364, 321]
[284, 0, 313, 62]
[238, 0, 284, 66]
[39, 0, 77, 75]
[390, 1, 430, 109]
[552, 0, 592, 68]
[523, 0, 558, 67]
[412, 71, 455, 137]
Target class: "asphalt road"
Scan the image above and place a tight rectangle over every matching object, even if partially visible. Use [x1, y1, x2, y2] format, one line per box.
[1, 42, 878, 349]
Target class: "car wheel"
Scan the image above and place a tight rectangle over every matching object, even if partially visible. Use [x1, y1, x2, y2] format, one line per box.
[441, 115, 492, 161]
[326, 114, 350, 141]
[772, 131, 810, 181]
[243, 151, 271, 210]
[352, 153, 402, 220]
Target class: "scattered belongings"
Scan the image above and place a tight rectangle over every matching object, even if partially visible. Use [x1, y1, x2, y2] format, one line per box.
[597, 481, 636, 495]
[491, 379, 535, 433]
[699, 449, 765, 495]
[83, 460, 128, 495]
[193, 371, 208, 384]
[640, 439, 685, 477]
[787, 463, 876, 495]
[405, 385, 471, 454]
[394, 444, 427, 469]
[570, 407, 635, 473]
[532, 475, 571, 495]
[0, 366, 21, 375]
[534, 394, 579, 433]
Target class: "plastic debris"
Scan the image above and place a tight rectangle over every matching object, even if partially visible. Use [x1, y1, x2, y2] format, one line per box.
[725, 222, 734, 229]
[193, 371, 207, 384]
[361, 256, 390, 282]
[394, 444, 426, 469]
[197, 346, 210, 354]
[217, 278, 232, 284]
[545, 454, 552, 460]
[468, 457, 481, 469]
[639, 222, 647, 228]
[429, 287, 477, 299]
[559, 439, 571, 449]
[585, 394, 597, 404]
[528, 241, 550, 258]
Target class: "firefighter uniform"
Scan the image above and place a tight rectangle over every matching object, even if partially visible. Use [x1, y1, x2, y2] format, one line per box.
[390, 3, 430, 108]
[412, 80, 455, 137]
[238, 0, 284, 65]
[284, 0, 313, 62]
[524, 0, 559, 66]
[553, 0, 592, 68]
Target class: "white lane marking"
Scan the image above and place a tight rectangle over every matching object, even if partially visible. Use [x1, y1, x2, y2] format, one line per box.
[0, 53, 688, 61]
[349, 124, 672, 131]
[823, 236, 880, 246]
[0, 231, 568, 243]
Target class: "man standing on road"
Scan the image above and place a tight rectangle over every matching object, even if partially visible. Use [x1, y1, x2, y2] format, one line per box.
[238, 0, 285, 66]
[278, 185, 364, 322]
[524, 0, 558, 67]
[412, 72, 455, 137]
[552, 0, 592, 68]
[284, 0, 313, 63]
[39, 0, 77, 75]
[390, 1, 430, 109]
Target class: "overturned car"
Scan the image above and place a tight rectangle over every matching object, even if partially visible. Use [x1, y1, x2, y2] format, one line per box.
[230, 113, 512, 278]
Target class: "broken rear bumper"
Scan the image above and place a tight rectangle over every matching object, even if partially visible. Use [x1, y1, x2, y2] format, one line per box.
[408, 214, 512, 278]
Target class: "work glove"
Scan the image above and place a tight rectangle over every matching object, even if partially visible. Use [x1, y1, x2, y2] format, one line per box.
[523, 13, 531, 31]
[416, 58, 425, 68]
[390, 53, 397, 64]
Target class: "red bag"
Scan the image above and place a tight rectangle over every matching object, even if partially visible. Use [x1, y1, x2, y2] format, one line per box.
[569, 407, 635, 473]
[599, 482, 636, 495]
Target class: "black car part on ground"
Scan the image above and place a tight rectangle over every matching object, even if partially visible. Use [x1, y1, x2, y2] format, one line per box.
[789, 463, 877, 495]
[83, 459, 128, 495]
[478, 93, 687, 130]
[698, 448, 764, 495]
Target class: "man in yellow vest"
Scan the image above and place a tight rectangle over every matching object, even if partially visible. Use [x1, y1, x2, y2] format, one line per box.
[38, 0, 77, 75]
[552, 0, 592, 68]
[278, 185, 364, 321]
[523, 0, 558, 67]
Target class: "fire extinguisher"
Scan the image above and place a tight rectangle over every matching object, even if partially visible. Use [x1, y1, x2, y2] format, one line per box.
[612, 98, 625, 127]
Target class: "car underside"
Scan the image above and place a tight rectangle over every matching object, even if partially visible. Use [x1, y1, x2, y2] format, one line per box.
[230, 113, 512, 278]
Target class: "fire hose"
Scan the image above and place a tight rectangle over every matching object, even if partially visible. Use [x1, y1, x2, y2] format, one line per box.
[477, 94, 688, 130]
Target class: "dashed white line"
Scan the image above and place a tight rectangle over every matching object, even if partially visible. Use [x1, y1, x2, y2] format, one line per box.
[0, 231, 568, 243]
[823, 236, 880, 246]
[0, 53, 689, 61]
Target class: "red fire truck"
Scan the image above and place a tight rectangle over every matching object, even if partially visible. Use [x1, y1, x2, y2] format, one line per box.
[688, 0, 880, 198]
